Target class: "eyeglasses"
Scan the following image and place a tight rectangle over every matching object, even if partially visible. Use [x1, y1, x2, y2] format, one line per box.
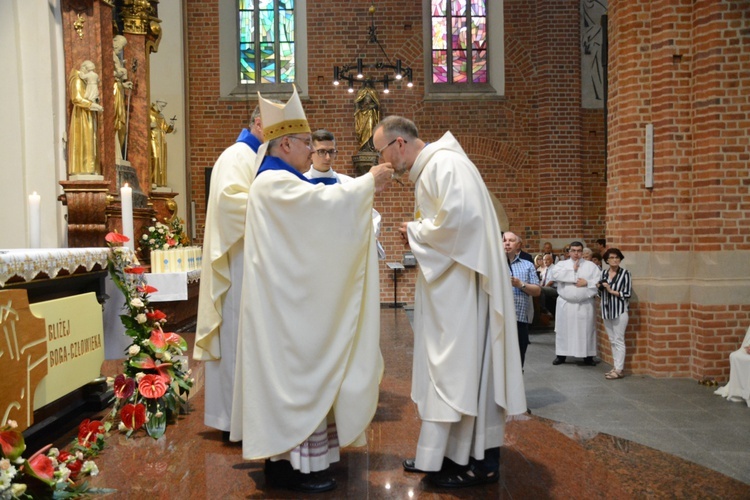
[376, 138, 405, 159]
[287, 135, 313, 150]
[314, 149, 338, 158]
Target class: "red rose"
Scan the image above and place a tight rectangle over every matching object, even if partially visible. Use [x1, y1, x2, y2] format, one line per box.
[120, 403, 147, 431]
[138, 374, 168, 399]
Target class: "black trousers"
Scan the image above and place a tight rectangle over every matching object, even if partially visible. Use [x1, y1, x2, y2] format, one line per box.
[517, 321, 530, 367]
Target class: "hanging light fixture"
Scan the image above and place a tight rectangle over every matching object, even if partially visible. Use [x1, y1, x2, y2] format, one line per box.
[332, 3, 413, 92]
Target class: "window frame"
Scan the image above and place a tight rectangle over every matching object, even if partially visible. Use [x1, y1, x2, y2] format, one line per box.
[423, 0, 504, 99]
[219, 0, 308, 99]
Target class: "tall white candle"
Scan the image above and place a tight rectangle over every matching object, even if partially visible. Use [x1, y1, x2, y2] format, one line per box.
[120, 184, 134, 251]
[28, 192, 41, 248]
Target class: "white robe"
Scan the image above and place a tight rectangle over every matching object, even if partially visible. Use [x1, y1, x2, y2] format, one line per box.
[405, 132, 527, 463]
[230, 165, 383, 460]
[194, 140, 258, 431]
[715, 326, 750, 406]
[550, 258, 600, 357]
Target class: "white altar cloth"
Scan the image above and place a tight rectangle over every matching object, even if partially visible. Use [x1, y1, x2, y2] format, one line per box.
[715, 325, 750, 407]
[0, 248, 110, 287]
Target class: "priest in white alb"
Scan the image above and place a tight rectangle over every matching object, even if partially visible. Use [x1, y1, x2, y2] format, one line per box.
[373, 116, 527, 488]
[193, 105, 265, 435]
[229, 87, 394, 494]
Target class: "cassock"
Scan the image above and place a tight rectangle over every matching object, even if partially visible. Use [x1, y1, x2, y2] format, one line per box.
[550, 258, 600, 356]
[715, 325, 750, 406]
[230, 156, 383, 464]
[194, 129, 260, 432]
[405, 131, 527, 469]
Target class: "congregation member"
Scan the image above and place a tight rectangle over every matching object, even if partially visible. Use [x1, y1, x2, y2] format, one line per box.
[194, 104, 266, 437]
[539, 252, 558, 316]
[374, 116, 526, 488]
[230, 87, 394, 493]
[597, 248, 632, 379]
[550, 241, 600, 366]
[504, 231, 542, 367]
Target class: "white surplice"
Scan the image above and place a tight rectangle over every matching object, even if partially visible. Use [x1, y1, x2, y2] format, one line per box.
[550, 258, 600, 357]
[194, 140, 258, 431]
[405, 131, 527, 469]
[230, 165, 383, 462]
[715, 326, 750, 406]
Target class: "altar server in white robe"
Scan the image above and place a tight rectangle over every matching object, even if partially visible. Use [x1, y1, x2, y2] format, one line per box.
[230, 87, 394, 494]
[194, 105, 265, 434]
[374, 116, 527, 488]
[715, 325, 750, 406]
[550, 241, 601, 366]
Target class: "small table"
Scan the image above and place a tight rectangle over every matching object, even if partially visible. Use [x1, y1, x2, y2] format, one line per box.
[386, 262, 405, 308]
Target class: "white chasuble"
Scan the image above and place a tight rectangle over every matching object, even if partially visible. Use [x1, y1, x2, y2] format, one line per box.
[550, 258, 600, 357]
[406, 131, 527, 422]
[231, 168, 383, 460]
[194, 140, 258, 431]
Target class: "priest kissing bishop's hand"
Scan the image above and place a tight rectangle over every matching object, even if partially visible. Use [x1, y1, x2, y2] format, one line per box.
[369, 162, 394, 192]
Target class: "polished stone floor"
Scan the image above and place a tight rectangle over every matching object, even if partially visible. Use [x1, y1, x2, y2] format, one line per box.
[79, 308, 749, 498]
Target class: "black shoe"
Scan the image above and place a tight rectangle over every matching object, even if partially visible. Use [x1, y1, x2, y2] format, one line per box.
[582, 357, 597, 366]
[552, 356, 566, 365]
[403, 458, 427, 473]
[264, 460, 337, 493]
[426, 461, 499, 488]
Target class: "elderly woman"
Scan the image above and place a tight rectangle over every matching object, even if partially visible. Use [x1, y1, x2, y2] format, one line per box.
[597, 248, 632, 379]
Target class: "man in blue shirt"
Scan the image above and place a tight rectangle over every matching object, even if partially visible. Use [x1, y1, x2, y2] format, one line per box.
[503, 232, 541, 367]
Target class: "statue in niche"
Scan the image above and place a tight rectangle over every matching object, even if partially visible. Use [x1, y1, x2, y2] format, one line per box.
[354, 85, 380, 151]
[67, 60, 103, 176]
[149, 100, 176, 187]
[113, 35, 134, 160]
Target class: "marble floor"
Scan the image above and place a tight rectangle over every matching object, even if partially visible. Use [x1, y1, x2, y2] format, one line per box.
[76, 308, 749, 498]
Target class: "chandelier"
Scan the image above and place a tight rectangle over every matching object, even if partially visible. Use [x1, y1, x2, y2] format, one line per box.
[333, 3, 413, 94]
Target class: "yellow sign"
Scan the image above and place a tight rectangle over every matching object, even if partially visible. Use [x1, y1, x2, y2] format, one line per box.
[30, 292, 104, 409]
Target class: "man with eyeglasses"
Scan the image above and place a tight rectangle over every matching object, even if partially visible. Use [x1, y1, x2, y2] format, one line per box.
[549, 241, 601, 366]
[230, 87, 394, 494]
[304, 129, 385, 259]
[373, 115, 526, 488]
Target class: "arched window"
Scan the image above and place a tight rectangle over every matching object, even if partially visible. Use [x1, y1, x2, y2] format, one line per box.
[424, 0, 503, 97]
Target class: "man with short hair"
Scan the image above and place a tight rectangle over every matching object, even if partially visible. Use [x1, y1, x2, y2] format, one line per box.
[550, 241, 601, 366]
[194, 104, 266, 438]
[230, 88, 393, 493]
[374, 115, 526, 488]
[503, 231, 542, 367]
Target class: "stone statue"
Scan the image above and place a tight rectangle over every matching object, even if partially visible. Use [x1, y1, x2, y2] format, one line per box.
[113, 35, 133, 159]
[354, 85, 380, 151]
[67, 60, 103, 176]
[149, 100, 176, 187]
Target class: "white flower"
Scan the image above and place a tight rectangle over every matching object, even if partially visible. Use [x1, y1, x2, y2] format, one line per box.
[6, 420, 17, 429]
[0, 459, 10, 471]
[163, 352, 172, 362]
[128, 345, 141, 356]
[136, 313, 148, 324]
[75, 451, 84, 461]
[149, 238, 156, 244]
[55, 464, 71, 483]
[0, 472, 11, 489]
[158, 228, 165, 234]
[130, 298, 144, 308]
[82, 461, 99, 477]
[135, 372, 146, 382]
[162, 244, 169, 250]
[155, 351, 164, 359]
[48, 448, 59, 458]
[142, 234, 148, 240]
[148, 226, 155, 232]
[11, 483, 27, 496]
[118, 422, 127, 432]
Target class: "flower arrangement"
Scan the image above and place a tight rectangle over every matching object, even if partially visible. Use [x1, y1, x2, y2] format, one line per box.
[0, 419, 108, 499]
[139, 217, 190, 253]
[105, 232, 193, 439]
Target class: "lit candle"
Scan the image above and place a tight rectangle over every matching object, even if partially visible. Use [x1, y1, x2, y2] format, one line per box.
[120, 184, 134, 251]
[28, 192, 41, 248]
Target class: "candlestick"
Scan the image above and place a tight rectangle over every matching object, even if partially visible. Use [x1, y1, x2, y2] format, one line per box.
[28, 192, 41, 248]
[120, 184, 134, 251]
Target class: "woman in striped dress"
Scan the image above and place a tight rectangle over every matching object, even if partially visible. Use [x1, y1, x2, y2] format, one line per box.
[597, 248, 632, 379]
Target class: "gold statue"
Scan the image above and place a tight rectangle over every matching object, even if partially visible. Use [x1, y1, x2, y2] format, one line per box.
[354, 85, 380, 151]
[67, 60, 103, 175]
[113, 35, 133, 159]
[149, 100, 176, 187]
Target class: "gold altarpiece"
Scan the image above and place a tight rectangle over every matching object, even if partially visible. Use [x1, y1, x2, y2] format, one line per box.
[58, 0, 178, 259]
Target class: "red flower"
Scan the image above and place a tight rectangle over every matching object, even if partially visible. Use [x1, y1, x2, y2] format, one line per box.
[113, 374, 135, 399]
[124, 266, 146, 274]
[146, 309, 167, 322]
[66, 459, 83, 479]
[77, 419, 105, 447]
[138, 374, 167, 399]
[57, 450, 73, 463]
[137, 285, 159, 294]
[0, 429, 25, 460]
[120, 403, 147, 431]
[166, 237, 176, 246]
[105, 232, 130, 244]
[27, 452, 55, 481]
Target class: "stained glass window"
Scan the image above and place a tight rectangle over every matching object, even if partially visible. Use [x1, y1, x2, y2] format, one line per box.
[431, 0, 487, 84]
[239, 0, 295, 85]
